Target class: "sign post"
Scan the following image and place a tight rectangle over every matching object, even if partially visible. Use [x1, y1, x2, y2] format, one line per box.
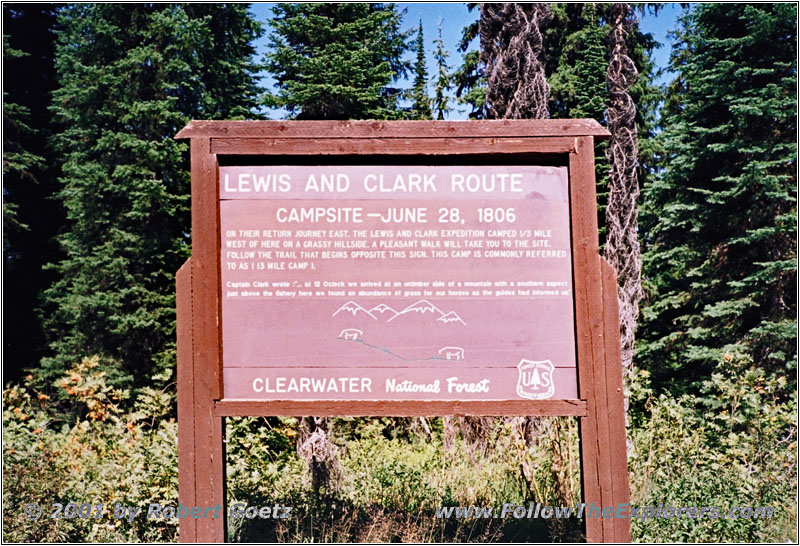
[175, 120, 630, 543]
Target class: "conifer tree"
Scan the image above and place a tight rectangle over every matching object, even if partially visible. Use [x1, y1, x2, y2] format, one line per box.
[455, 3, 660, 132]
[408, 19, 432, 120]
[545, 5, 607, 249]
[452, 10, 485, 119]
[565, 6, 611, 248]
[41, 4, 262, 386]
[546, 3, 604, 118]
[264, 3, 410, 120]
[639, 3, 797, 392]
[2, 36, 39, 248]
[432, 21, 453, 120]
[3, 4, 61, 380]
[544, 4, 659, 248]
[556, 4, 606, 120]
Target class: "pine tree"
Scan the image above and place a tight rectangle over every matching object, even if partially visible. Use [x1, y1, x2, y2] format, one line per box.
[183, 4, 264, 120]
[544, 4, 659, 247]
[546, 3, 602, 118]
[452, 9, 486, 119]
[570, 6, 610, 257]
[431, 21, 453, 120]
[3, 5, 61, 381]
[548, 5, 613, 246]
[3, 34, 41, 272]
[543, 3, 661, 140]
[557, 4, 606, 120]
[264, 3, 410, 120]
[2, 35, 38, 246]
[41, 4, 262, 387]
[638, 3, 797, 392]
[408, 19, 432, 120]
[546, 5, 609, 248]
[455, 3, 660, 135]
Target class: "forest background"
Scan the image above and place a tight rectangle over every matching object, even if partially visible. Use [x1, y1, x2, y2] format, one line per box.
[3, 3, 797, 542]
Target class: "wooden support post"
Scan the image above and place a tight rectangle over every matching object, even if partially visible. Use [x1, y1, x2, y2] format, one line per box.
[184, 138, 226, 542]
[570, 136, 631, 542]
[600, 258, 632, 542]
[176, 259, 196, 542]
[570, 136, 607, 542]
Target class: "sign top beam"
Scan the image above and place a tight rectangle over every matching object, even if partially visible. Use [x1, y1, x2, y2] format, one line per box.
[176, 119, 610, 141]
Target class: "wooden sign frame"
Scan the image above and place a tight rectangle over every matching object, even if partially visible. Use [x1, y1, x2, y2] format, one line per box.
[175, 120, 630, 543]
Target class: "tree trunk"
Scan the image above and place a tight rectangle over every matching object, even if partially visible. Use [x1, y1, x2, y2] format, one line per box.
[480, 3, 553, 119]
[603, 3, 642, 389]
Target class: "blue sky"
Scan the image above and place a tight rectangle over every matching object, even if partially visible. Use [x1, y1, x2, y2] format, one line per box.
[248, 2, 684, 120]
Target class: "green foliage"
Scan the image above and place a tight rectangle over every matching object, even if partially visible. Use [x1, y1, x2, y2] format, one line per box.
[638, 3, 797, 392]
[546, 4, 612, 242]
[452, 48, 486, 119]
[453, 3, 660, 128]
[3, 363, 179, 542]
[39, 4, 262, 388]
[546, 4, 607, 120]
[2, 5, 55, 248]
[264, 3, 410, 120]
[4, 361, 796, 542]
[628, 357, 797, 542]
[544, 3, 661, 132]
[2, 34, 40, 255]
[431, 22, 453, 120]
[545, 3, 661, 247]
[2, 4, 62, 382]
[407, 19, 432, 120]
[225, 416, 565, 542]
[452, 5, 485, 119]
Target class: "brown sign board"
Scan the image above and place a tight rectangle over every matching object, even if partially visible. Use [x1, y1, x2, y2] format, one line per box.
[175, 120, 630, 543]
[220, 164, 577, 401]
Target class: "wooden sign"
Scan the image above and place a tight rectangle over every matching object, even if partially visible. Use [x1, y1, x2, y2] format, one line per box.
[220, 164, 576, 401]
[175, 120, 631, 543]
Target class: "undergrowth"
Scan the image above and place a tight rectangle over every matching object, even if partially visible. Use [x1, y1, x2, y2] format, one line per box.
[3, 356, 796, 542]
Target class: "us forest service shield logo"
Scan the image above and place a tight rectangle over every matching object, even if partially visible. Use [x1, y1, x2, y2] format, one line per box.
[516, 359, 555, 399]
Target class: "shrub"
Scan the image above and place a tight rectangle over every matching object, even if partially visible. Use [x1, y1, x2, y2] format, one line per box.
[4, 355, 795, 543]
[2, 358, 179, 542]
[629, 358, 797, 542]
